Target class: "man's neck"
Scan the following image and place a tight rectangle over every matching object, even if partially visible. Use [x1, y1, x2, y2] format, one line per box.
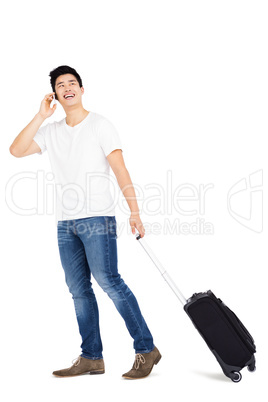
[65, 107, 90, 127]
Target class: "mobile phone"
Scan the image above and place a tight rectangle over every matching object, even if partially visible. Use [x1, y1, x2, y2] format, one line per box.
[50, 94, 56, 108]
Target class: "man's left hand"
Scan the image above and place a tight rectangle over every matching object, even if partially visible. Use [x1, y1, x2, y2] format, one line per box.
[129, 214, 145, 238]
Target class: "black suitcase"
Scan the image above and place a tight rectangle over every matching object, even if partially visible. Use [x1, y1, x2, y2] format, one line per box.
[136, 234, 256, 382]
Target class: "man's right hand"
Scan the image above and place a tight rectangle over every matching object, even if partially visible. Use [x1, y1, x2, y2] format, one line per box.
[39, 92, 57, 119]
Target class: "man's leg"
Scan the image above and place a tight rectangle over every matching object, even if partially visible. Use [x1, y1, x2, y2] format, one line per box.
[75, 216, 154, 354]
[57, 219, 103, 360]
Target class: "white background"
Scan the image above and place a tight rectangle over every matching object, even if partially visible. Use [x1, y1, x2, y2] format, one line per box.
[1, 1, 267, 401]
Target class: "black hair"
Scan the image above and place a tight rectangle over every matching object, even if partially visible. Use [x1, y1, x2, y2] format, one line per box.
[49, 65, 83, 100]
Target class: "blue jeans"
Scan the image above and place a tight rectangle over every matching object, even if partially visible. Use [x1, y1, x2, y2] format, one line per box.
[57, 216, 154, 359]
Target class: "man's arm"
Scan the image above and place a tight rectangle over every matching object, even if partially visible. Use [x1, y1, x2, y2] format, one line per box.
[9, 92, 56, 158]
[107, 149, 145, 238]
[10, 113, 45, 157]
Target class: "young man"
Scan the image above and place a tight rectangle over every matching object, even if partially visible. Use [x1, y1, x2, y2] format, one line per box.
[9, 65, 161, 379]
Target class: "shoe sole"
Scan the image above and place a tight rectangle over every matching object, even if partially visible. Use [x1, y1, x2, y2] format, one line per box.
[122, 353, 162, 380]
[53, 370, 105, 378]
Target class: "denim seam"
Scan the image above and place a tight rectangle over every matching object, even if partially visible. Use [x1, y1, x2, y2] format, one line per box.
[135, 346, 155, 354]
[80, 354, 103, 360]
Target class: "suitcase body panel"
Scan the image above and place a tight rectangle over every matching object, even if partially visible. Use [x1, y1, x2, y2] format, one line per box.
[184, 291, 256, 381]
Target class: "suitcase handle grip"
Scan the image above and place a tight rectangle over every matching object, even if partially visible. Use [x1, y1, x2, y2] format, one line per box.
[136, 234, 187, 306]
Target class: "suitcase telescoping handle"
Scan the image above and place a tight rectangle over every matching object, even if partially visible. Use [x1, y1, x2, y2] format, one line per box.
[136, 234, 187, 306]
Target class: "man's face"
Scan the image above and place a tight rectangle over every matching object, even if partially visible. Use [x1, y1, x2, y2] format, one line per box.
[55, 73, 84, 106]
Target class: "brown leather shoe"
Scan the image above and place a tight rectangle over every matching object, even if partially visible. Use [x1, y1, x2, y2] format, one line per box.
[122, 346, 161, 379]
[52, 356, 105, 377]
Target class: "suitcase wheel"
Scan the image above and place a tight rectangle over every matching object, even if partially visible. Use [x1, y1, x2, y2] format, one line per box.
[247, 363, 256, 372]
[230, 371, 242, 383]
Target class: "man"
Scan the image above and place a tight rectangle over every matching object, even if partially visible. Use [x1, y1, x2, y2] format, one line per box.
[9, 65, 161, 379]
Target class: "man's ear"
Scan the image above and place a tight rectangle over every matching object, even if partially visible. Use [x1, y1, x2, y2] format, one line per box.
[81, 86, 85, 95]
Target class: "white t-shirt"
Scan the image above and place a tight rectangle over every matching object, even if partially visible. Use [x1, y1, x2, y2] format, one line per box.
[33, 111, 123, 222]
